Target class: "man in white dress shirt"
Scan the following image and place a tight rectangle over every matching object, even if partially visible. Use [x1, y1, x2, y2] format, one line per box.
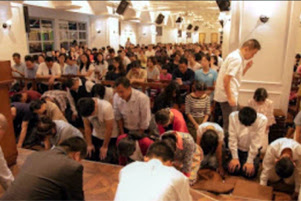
[214, 39, 261, 133]
[113, 77, 151, 135]
[260, 138, 301, 200]
[227, 107, 267, 179]
[0, 114, 14, 190]
[114, 141, 192, 201]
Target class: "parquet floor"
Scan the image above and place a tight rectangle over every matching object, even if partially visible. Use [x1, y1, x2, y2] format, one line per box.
[0, 148, 252, 201]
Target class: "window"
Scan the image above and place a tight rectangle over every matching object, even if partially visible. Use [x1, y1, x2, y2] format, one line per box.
[28, 18, 54, 54]
[59, 20, 87, 50]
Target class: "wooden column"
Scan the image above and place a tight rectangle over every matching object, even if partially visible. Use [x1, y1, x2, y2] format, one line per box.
[0, 61, 17, 166]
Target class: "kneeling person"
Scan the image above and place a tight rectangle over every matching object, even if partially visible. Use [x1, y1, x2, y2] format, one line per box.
[1, 137, 86, 200]
[227, 107, 267, 178]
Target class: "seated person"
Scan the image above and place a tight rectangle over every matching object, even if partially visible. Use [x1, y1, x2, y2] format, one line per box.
[260, 138, 301, 200]
[1, 137, 86, 200]
[30, 99, 67, 122]
[155, 108, 188, 135]
[116, 131, 154, 166]
[77, 97, 119, 163]
[91, 83, 114, 104]
[63, 56, 79, 75]
[159, 64, 172, 81]
[172, 58, 195, 86]
[36, 116, 83, 150]
[105, 57, 126, 81]
[0, 114, 14, 190]
[248, 88, 276, 152]
[114, 141, 192, 201]
[227, 107, 267, 179]
[161, 131, 202, 184]
[197, 122, 224, 176]
[24, 55, 38, 79]
[293, 111, 301, 144]
[11, 102, 34, 148]
[126, 61, 147, 83]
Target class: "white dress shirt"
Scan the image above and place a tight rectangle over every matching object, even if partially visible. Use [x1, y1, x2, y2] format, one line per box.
[114, 159, 192, 201]
[229, 111, 267, 163]
[36, 62, 61, 76]
[0, 147, 14, 190]
[113, 88, 151, 131]
[260, 138, 301, 193]
[214, 49, 244, 103]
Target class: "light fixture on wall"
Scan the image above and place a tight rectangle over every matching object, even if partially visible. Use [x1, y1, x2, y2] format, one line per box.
[2, 20, 12, 30]
[97, 29, 101, 34]
[259, 15, 269, 23]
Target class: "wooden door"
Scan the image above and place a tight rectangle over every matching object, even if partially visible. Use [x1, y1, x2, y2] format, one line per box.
[199, 33, 206, 44]
[211, 33, 218, 44]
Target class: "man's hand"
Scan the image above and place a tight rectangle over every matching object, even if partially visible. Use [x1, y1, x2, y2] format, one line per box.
[292, 192, 299, 200]
[228, 96, 237, 107]
[48, 76, 55, 85]
[17, 142, 23, 148]
[194, 124, 199, 130]
[243, 163, 255, 177]
[87, 144, 95, 158]
[228, 159, 240, 173]
[100, 146, 108, 160]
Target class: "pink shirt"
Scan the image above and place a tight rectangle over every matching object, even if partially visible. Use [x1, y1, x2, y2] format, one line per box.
[160, 73, 172, 81]
[158, 109, 189, 135]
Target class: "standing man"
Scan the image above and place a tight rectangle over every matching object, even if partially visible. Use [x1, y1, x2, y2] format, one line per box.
[113, 77, 151, 135]
[214, 39, 261, 133]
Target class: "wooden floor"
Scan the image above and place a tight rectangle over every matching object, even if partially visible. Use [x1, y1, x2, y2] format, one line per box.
[0, 148, 253, 201]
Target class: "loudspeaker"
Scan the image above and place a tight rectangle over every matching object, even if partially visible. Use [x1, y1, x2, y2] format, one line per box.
[155, 13, 165, 25]
[116, 0, 129, 15]
[187, 24, 193, 30]
[176, 17, 183, 23]
[23, 6, 30, 33]
[194, 26, 199, 31]
[216, 0, 230, 11]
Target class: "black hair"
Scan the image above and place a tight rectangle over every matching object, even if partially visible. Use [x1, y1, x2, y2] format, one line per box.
[25, 55, 34, 62]
[32, 55, 39, 63]
[79, 53, 92, 71]
[92, 48, 98, 52]
[155, 109, 170, 126]
[30, 99, 46, 112]
[146, 141, 175, 162]
[64, 78, 77, 89]
[275, 157, 295, 179]
[161, 64, 170, 71]
[238, 107, 257, 126]
[60, 137, 87, 159]
[11, 94, 22, 103]
[130, 60, 141, 69]
[179, 57, 188, 65]
[195, 81, 207, 92]
[91, 84, 106, 99]
[200, 130, 219, 155]
[202, 53, 211, 62]
[161, 131, 177, 153]
[113, 56, 125, 73]
[94, 52, 104, 65]
[195, 52, 205, 62]
[12, 53, 21, 58]
[77, 98, 95, 117]
[45, 56, 54, 62]
[115, 77, 131, 88]
[66, 55, 73, 61]
[36, 115, 56, 140]
[241, 39, 261, 50]
[109, 48, 115, 54]
[58, 53, 66, 61]
[211, 55, 218, 66]
[148, 56, 157, 66]
[253, 88, 268, 102]
[117, 137, 136, 158]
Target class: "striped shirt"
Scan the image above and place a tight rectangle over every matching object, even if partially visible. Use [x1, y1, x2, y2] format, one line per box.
[185, 94, 210, 118]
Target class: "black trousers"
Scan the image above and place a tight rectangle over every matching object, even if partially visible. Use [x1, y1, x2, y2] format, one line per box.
[86, 136, 118, 164]
[224, 149, 260, 179]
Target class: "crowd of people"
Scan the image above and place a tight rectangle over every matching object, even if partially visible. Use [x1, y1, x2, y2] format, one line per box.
[0, 39, 300, 200]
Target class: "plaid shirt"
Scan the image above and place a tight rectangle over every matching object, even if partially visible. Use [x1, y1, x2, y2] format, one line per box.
[42, 90, 77, 116]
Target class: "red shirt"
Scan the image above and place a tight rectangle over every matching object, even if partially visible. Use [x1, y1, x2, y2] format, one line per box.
[25, 90, 41, 102]
[116, 134, 154, 165]
[158, 109, 188, 135]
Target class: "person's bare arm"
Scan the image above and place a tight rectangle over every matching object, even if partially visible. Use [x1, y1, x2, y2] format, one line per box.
[83, 118, 94, 157]
[296, 126, 301, 143]
[117, 119, 124, 135]
[17, 121, 29, 148]
[100, 119, 113, 160]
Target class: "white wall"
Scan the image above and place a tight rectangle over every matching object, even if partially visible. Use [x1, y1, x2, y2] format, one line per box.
[226, 1, 301, 114]
[296, 24, 301, 54]
[138, 24, 154, 45]
[0, 3, 28, 64]
[90, 16, 108, 48]
[120, 21, 138, 46]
